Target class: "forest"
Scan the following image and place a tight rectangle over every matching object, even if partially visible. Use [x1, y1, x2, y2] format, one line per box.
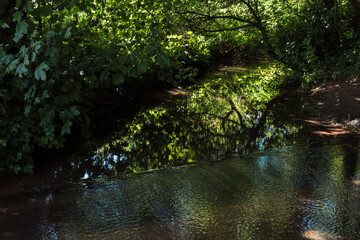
[1, 0, 360, 174]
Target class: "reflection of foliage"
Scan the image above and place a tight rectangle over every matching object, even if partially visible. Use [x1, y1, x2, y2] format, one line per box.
[50, 62, 311, 180]
[31, 145, 360, 239]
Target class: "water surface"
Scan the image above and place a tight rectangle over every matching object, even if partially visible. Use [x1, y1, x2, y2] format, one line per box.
[1, 62, 360, 239]
[1, 145, 360, 239]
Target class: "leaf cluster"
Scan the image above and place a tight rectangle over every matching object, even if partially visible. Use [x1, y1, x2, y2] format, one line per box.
[0, 0, 205, 173]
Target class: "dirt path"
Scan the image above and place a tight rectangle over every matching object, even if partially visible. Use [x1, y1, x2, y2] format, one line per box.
[304, 78, 360, 136]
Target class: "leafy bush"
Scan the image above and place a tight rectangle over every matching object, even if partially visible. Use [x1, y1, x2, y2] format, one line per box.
[0, 0, 207, 173]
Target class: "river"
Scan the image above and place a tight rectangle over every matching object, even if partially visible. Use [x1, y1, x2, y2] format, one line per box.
[1, 62, 359, 239]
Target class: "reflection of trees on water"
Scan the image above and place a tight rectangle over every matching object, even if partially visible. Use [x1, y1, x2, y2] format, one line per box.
[13, 145, 360, 239]
[48, 63, 311, 179]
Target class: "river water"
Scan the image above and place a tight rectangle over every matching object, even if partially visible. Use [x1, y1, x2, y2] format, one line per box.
[1, 63, 360, 239]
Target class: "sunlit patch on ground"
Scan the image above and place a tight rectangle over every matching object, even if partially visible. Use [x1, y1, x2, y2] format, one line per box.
[352, 179, 360, 185]
[166, 87, 188, 96]
[219, 66, 249, 72]
[305, 120, 352, 136]
[301, 230, 344, 240]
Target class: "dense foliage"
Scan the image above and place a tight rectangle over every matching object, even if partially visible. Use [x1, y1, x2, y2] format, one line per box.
[1, 0, 359, 173]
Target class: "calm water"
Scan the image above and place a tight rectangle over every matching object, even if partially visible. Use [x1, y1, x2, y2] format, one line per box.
[1, 63, 360, 239]
[1, 145, 360, 239]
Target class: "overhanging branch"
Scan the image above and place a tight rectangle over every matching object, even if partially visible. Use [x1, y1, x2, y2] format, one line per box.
[175, 11, 255, 25]
[202, 24, 254, 32]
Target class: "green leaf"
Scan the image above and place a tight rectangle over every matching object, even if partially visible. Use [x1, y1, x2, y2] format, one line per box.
[24, 105, 31, 116]
[15, 63, 28, 77]
[23, 164, 34, 173]
[157, 55, 170, 68]
[65, 27, 72, 39]
[131, 49, 140, 59]
[0, 47, 5, 59]
[19, 45, 27, 55]
[100, 71, 109, 81]
[59, 110, 68, 120]
[35, 67, 46, 80]
[14, 21, 28, 42]
[145, 45, 155, 54]
[12, 164, 22, 174]
[13, 11, 23, 22]
[13, 32, 24, 43]
[0, 139, 7, 147]
[35, 43, 42, 52]
[16, 21, 28, 34]
[61, 121, 73, 136]
[34, 62, 49, 80]
[113, 73, 124, 84]
[70, 106, 80, 116]
[24, 55, 30, 65]
[0, 20, 9, 29]
[24, 2, 33, 13]
[32, 52, 37, 62]
[46, 47, 58, 57]
[39, 62, 49, 70]
[46, 30, 55, 40]
[16, 0, 22, 9]
[6, 59, 19, 73]
[151, 29, 160, 37]
[137, 60, 151, 73]
[31, 30, 38, 38]
[42, 90, 50, 99]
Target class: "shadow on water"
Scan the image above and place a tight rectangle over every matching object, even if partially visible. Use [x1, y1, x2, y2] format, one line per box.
[1, 62, 360, 239]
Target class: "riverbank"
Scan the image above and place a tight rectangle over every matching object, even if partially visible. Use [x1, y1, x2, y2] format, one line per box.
[304, 78, 360, 136]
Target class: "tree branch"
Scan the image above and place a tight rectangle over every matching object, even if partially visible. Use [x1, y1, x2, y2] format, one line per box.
[175, 11, 255, 25]
[201, 24, 255, 32]
[227, 98, 245, 128]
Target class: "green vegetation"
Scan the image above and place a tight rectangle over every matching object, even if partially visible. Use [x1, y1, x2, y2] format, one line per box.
[1, 0, 359, 173]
